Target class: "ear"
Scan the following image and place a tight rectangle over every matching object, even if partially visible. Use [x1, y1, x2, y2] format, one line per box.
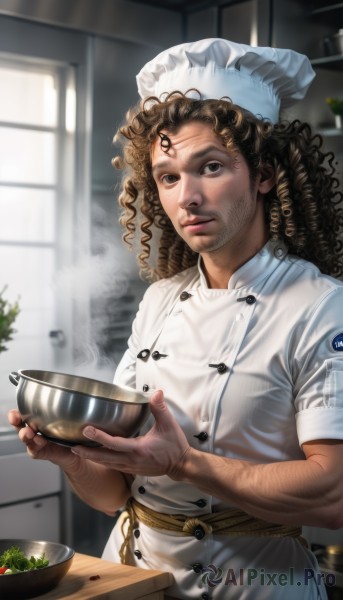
[257, 166, 275, 194]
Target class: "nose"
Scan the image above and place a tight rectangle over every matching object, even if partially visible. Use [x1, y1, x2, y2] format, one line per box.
[178, 175, 203, 209]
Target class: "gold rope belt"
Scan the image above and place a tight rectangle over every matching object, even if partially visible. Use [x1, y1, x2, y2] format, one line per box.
[119, 497, 307, 564]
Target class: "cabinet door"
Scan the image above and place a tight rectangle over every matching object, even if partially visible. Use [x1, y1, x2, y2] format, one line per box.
[0, 452, 61, 505]
[0, 496, 60, 542]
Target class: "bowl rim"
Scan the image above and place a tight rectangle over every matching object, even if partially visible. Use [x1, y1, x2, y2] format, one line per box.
[13, 369, 150, 404]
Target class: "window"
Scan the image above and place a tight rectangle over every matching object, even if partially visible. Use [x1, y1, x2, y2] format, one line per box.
[0, 55, 76, 427]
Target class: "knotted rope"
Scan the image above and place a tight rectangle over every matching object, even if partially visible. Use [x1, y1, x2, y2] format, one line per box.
[119, 497, 307, 564]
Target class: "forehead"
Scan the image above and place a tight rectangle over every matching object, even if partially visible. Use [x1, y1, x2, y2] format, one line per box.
[151, 120, 226, 163]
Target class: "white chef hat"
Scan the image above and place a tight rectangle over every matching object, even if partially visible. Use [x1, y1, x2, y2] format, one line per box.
[136, 38, 315, 123]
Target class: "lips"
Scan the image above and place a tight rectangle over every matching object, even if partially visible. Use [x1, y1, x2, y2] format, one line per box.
[181, 217, 214, 228]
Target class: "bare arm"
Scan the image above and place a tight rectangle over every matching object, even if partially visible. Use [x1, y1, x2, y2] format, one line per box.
[7, 409, 131, 516]
[70, 391, 343, 528]
[171, 439, 343, 528]
[63, 457, 131, 516]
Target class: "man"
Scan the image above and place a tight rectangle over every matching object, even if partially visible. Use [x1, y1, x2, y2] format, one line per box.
[9, 39, 343, 599]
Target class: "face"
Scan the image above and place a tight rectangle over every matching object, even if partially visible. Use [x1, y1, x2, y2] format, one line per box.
[151, 121, 273, 270]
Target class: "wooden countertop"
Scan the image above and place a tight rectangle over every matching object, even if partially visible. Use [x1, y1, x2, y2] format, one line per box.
[32, 552, 173, 600]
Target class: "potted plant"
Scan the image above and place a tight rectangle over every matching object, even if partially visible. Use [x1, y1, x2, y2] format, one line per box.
[325, 97, 343, 129]
[0, 287, 20, 354]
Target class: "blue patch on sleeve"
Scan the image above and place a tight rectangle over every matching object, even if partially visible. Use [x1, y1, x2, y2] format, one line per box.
[332, 333, 343, 351]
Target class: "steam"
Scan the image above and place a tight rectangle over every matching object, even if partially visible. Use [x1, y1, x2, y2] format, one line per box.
[52, 201, 143, 383]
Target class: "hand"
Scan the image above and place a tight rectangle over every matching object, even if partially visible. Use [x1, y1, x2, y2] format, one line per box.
[7, 409, 80, 469]
[71, 390, 191, 478]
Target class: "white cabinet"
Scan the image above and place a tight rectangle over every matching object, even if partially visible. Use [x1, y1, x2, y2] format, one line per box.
[0, 452, 61, 505]
[0, 496, 60, 542]
[0, 451, 62, 541]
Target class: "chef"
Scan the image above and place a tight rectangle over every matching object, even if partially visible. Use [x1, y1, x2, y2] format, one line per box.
[8, 39, 343, 599]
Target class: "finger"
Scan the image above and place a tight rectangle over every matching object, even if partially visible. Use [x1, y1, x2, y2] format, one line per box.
[80, 393, 165, 449]
[18, 425, 48, 454]
[81, 389, 167, 449]
[149, 389, 175, 430]
[18, 423, 37, 443]
[71, 442, 131, 465]
[150, 389, 165, 410]
[81, 426, 139, 452]
[7, 409, 24, 429]
[29, 433, 48, 448]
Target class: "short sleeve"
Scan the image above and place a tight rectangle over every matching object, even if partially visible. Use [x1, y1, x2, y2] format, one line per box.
[295, 358, 343, 445]
[293, 288, 343, 445]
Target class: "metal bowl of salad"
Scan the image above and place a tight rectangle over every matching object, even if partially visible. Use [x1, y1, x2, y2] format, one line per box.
[0, 540, 74, 599]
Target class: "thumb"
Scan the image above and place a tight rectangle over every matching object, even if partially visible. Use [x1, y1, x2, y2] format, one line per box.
[149, 390, 173, 429]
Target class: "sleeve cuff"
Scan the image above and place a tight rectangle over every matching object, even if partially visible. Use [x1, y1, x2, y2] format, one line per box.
[296, 407, 343, 446]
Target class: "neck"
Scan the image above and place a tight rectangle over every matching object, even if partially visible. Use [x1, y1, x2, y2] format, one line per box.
[201, 238, 268, 289]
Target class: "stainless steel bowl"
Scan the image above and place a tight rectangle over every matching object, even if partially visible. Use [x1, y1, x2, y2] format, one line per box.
[0, 539, 74, 599]
[10, 369, 151, 446]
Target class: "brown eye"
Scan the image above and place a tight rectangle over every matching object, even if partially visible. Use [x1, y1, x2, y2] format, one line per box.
[161, 174, 178, 184]
[203, 162, 221, 174]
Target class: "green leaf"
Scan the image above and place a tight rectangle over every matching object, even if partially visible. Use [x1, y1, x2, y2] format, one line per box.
[0, 287, 20, 353]
[0, 546, 49, 572]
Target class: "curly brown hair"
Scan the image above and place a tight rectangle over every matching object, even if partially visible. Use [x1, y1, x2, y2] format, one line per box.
[113, 92, 343, 281]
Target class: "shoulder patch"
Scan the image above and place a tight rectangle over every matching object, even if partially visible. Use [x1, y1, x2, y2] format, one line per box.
[332, 333, 343, 352]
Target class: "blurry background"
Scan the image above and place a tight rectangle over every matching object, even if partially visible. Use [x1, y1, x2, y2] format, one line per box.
[0, 0, 342, 580]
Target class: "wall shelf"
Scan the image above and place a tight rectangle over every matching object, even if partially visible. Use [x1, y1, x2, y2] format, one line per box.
[317, 127, 343, 136]
[311, 54, 343, 69]
[311, 3, 343, 17]
[309, 1, 343, 36]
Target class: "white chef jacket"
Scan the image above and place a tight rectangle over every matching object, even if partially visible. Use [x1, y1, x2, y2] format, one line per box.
[102, 241, 343, 599]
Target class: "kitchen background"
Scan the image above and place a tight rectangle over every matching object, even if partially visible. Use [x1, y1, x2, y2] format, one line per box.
[0, 0, 342, 577]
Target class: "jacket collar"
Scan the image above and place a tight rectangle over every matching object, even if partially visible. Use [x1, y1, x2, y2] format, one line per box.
[197, 240, 288, 290]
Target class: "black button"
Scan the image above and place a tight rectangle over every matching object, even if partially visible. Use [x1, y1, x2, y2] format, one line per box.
[246, 295, 256, 305]
[180, 291, 192, 301]
[152, 350, 168, 360]
[274, 246, 284, 258]
[138, 486, 146, 494]
[134, 549, 142, 559]
[194, 525, 205, 540]
[194, 432, 208, 443]
[137, 349, 150, 360]
[191, 498, 207, 508]
[134, 529, 140, 538]
[201, 594, 210, 600]
[142, 384, 149, 392]
[192, 562, 203, 573]
[208, 362, 227, 374]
